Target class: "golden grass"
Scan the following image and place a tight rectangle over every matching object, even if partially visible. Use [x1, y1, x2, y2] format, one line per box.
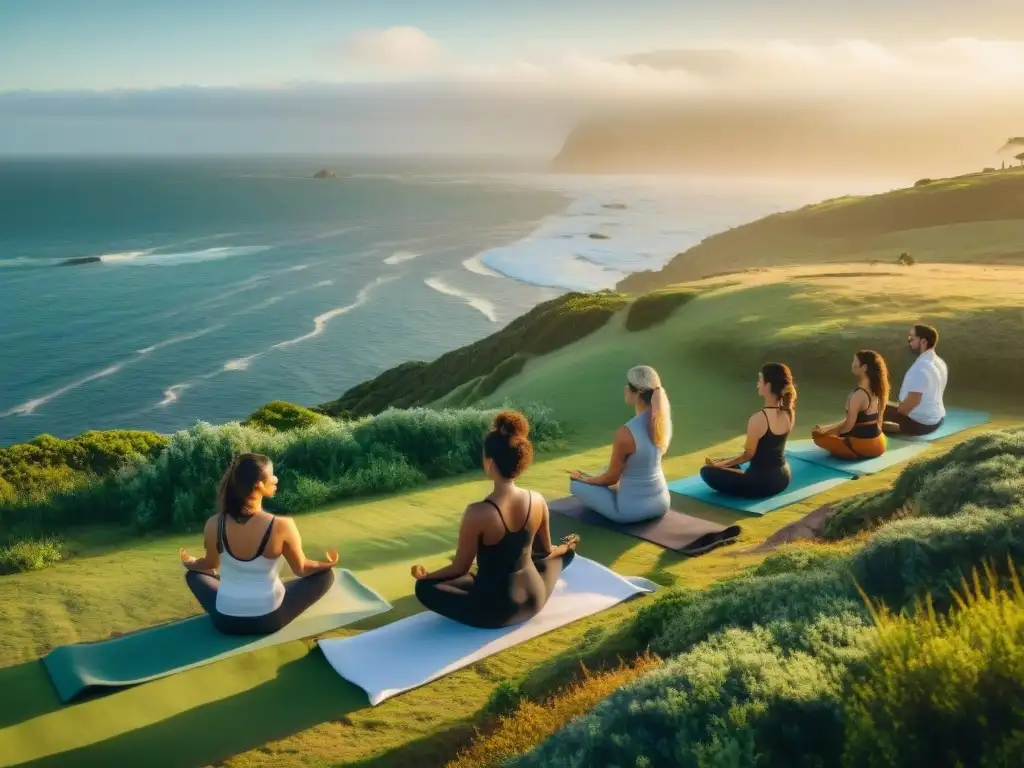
[446, 652, 662, 768]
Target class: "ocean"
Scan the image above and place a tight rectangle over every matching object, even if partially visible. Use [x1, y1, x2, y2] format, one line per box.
[0, 157, 890, 447]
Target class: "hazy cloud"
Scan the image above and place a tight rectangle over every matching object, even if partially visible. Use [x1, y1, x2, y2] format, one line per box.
[343, 26, 445, 70]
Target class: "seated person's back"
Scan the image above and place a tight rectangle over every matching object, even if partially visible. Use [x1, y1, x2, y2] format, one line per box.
[412, 411, 578, 629]
[180, 453, 339, 635]
[700, 363, 796, 499]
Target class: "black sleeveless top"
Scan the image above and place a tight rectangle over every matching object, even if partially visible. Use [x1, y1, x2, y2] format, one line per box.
[466, 493, 550, 625]
[842, 387, 882, 439]
[476, 494, 534, 586]
[748, 407, 790, 471]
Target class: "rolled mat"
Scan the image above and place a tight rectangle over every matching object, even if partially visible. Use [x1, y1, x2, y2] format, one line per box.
[318, 556, 656, 705]
[785, 438, 928, 476]
[42, 568, 391, 703]
[548, 496, 740, 555]
[667, 456, 853, 515]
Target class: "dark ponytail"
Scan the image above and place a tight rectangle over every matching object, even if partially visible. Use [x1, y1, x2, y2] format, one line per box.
[856, 349, 890, 424]
[761, 363, 797, 414]
[217, 453, 271, 523]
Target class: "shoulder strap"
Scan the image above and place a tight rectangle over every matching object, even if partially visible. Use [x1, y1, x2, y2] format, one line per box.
[254, 517, 275, 557]
[482, 499, 509, 531]
[519, 491, 533, 532]
[217, 514, 225, 554]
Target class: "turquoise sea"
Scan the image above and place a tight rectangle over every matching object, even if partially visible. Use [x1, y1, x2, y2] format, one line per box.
[0, 157, 888, 446]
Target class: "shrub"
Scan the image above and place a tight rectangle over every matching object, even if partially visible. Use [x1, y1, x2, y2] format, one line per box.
[897, 252, 916, 266]
[624, 288, 700, 332]
[513, 617, 868, 768]
[843, 564, 1024, 767]
[0, 430, 168, 507]
[242, 400, 330, 432]
[2, 403, 562, 536]
[319, 291, 627, 417]
[0, 537, 64, 574]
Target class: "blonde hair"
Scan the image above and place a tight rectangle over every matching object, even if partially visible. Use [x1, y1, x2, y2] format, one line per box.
[626, 365, 672, 451]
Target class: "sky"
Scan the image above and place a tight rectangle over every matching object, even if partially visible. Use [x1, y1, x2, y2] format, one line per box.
[2, 1, 1023, 158]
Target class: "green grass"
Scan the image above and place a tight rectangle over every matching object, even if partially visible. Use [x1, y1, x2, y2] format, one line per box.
[619, 170, 1024, 294]
[2, 265, 1023, 767]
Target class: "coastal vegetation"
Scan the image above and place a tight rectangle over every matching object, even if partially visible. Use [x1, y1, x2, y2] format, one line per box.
[2, 171, 1023, 767]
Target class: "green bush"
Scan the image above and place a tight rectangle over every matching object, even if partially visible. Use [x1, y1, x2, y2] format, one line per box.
[0, 537, 64, 574]
[843, 565, 1024, 767]
[513, 615, 869, 768]
[318, 291, 627, 417]
[1, 403, 562, 536]
[624, 288, 700, 332]
[824, 427, 1024, 540]
[242, 400, 330, 432]
[0, 430, 168, 507]
[518, 426, 1024, 766]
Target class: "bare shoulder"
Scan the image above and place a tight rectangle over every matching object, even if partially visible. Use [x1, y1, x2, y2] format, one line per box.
[747, 410, 768, 431]
[204, 514, 219, 533]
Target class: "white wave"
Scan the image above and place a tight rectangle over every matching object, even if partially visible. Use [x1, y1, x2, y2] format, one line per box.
[461, 255, 505, 279]
[99, 250, 151, 263]
[272, 276, 396, 350]
[383, 250, 420, 266]
[1, 364, 124, 417]
[158, 384, 189, 407]
[314, 279, 334, 287]
[424, 277, 499, 322]
[137, 325, 224, 355]
[223, 356, 257, 372]
[116, 245, 272, 267]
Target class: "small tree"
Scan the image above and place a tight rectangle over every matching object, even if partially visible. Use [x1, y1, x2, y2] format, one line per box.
[897, 252, 916, 267]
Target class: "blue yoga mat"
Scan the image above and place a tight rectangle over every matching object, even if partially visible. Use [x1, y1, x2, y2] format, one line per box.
[785, 438, 928, 476]
[899, 408, 991, 442]
[667, 456, 853, 515]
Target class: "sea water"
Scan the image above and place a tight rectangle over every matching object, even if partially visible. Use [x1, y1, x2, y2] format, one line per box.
[0, 157, 889, 446]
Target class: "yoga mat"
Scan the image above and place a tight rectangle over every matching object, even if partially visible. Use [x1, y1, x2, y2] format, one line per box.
[667, 456, 853, 515]
[785, 438, 928, 476]
[899, 408, 991, 442]
[42, 568, 391, 703]
[318, 557, 655, 705]
[548, 496, 741, 555]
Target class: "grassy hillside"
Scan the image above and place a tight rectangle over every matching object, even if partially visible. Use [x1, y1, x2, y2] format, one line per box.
[2, 263, 1022, 767]
[480, 264, 1024, 446]
[619, 170, 1024, 294]
[317, 291, 628, 418]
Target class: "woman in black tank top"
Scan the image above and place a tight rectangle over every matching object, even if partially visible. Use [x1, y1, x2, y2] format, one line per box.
[411, 411, 578, 629]
[700, 363, 796, 499]
[811, 350, 890, 460]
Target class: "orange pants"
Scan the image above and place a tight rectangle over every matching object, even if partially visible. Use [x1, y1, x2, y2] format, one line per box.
[812, 432, 887, 460]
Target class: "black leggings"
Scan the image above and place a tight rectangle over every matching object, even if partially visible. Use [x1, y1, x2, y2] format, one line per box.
[883, 405, 943, 436]
[700, 464, 792, 500]
[415, 549, 575, 630]
[185, 568, 335, 635]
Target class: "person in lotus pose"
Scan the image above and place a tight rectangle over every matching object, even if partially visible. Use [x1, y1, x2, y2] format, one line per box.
[569, 365, 672, 524]
[811, 350, 890, 460]
[180, 453, 337, 635]
[700, 363, 796, 499]
[883, 323, 948, 436]
[411, 410, 578, 629]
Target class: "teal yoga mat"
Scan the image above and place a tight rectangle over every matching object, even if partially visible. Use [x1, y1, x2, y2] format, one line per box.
[667, 456, 853, 515]
[42, 568, 391, 703]
[899, 408, 991, 442]
[785, 438, 928, 476]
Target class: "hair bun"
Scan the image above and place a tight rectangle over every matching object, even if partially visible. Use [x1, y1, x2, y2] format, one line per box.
[492, 409, 529, 439]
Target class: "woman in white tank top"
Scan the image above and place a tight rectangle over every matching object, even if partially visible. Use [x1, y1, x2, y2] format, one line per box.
[180, 453, 339, 635]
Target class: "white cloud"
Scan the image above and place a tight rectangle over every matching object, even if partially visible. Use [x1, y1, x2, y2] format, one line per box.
[347, 37, 1024, 101]
[344, 26, 445, 70]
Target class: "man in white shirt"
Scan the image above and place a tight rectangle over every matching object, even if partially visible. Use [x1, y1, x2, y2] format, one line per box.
[883, 324, 948, 436]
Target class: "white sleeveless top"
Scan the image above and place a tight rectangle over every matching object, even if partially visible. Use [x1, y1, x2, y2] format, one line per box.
[215, 515, 286, 617]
